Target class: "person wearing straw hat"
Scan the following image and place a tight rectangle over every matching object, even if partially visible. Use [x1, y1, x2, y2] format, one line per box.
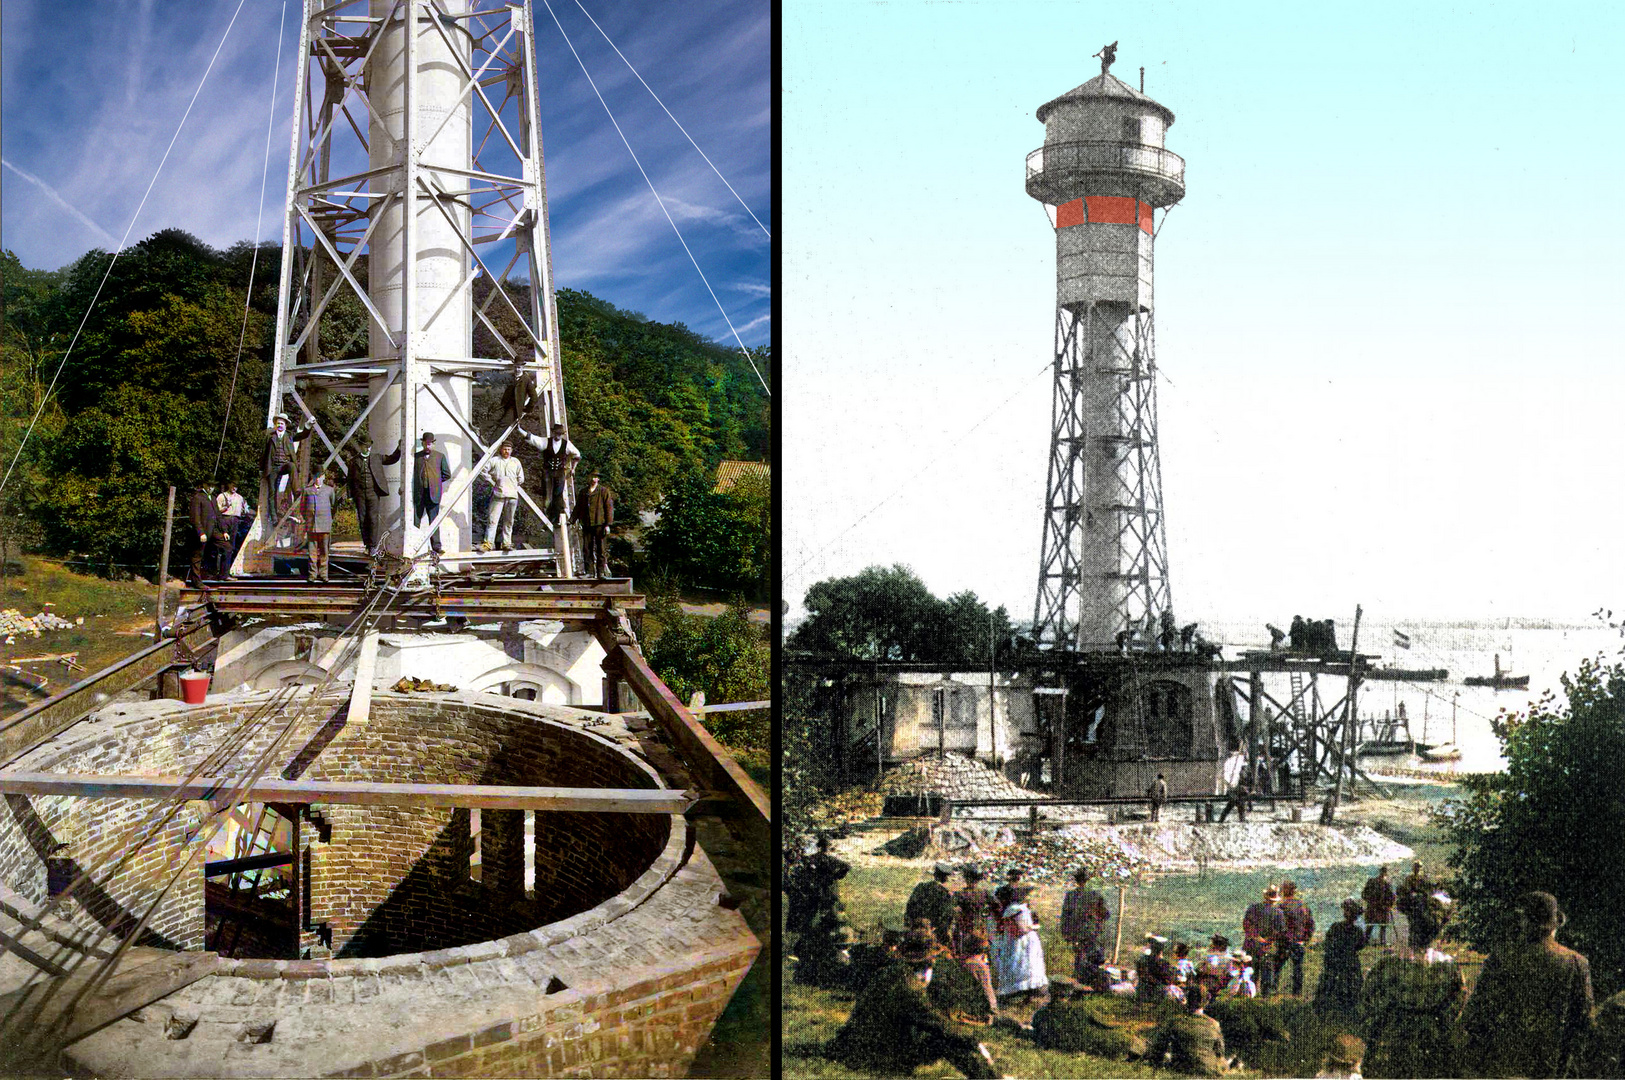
[1136, 934, 1182, 1003]
[1459, 890, 1594, 1079]
[262, 413, 313, 519]
[1242, 885, 1285, 996]
[1314, 898, 1367, 1018]
[826, 927, 1001, 1079]
[906, 863, 958, 949]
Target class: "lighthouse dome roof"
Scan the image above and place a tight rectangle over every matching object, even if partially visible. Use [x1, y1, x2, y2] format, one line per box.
[1037, 72, 1175, 125]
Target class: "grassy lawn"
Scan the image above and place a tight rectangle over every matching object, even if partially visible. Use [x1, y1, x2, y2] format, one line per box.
[0, 557, 161, 712]
[784, 787, 1482, 1078]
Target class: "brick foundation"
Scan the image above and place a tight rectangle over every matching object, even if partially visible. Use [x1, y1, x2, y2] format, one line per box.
[2, 691, 759, 1077]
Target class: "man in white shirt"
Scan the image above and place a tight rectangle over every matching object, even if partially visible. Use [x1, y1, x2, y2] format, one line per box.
[517, 422, 580, 522]
[215, 482, 247, 567]
[480, 442, 525, 551]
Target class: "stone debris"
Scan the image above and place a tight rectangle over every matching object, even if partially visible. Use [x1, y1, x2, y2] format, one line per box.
[391, 677, 458, 693]
[0, 609, 76, 637]
[878, 752, 1050, 803]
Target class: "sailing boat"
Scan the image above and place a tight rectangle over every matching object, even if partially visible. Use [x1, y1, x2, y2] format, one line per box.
[1423, 693, 1463, 761]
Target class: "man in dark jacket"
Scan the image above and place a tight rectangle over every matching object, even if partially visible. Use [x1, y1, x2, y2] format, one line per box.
[498, 352, 541, 430]
[262, 414, 313, 518]
[571, 471, 614, 577]
[1276, 880, 1314, 996]
[826, 929, 999, 1079]
[412, 432, 453, 555]
[344, 435, 402, 555]
[1362, 866, 1396, 945]
[1460, 890, 1594, 1078]
[1148, 772, 1169, 821]
[905, 864, 958, 948]
[1242, 886, 1285, 996]
[186, 484, 217, 584]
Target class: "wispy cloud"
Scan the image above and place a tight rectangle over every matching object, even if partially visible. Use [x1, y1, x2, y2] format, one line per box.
[734, 282, 771, 298]
[1, 158, 119, 248]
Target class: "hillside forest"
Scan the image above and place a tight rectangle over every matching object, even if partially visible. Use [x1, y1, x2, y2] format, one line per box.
[0, 231, 769, 598]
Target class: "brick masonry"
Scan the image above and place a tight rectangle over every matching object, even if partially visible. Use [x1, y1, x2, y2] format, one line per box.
[0, 691, 760, 1077]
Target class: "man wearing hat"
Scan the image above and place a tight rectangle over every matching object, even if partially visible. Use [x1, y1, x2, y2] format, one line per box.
[1276, 880, 1314, 996]
[826, 927, 1000, 1079]
[412, 431, 453, 555]
[1147, 984, 1233, 1077]
[951, 865, 996, 960]
[1032, 975, 1148, 1059]
[571, 469, 615, 577]
[1242, 886, 1285, 996]
[1314, 898, 1366, 1017]
[1060, 868, 1111, 981]
[906, 863, 958, 950]
[1459, 890, 1594, 1078]
[479, 441, 525, 552]
[262, 413, 313, 519]
[1136, 934, 1180, 1002]
[342, 433, 401, 556]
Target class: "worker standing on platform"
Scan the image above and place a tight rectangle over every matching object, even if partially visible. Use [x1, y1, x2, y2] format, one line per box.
[263, 414, 313, 518]
[344, 435, 401, 557]
[303, 470, 335, 583]
[518, 421, 580, 522]
[572, 471, 614, 578]
[479, 442, 525, 552]
[1147, 772, 1169, 821]
[186, 483, 215, 585]
[215, 481, 246, 565]
[412, 432, 452, 556]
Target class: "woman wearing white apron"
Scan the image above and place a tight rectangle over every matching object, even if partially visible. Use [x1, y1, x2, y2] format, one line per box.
[996, 885, 1049, 1001]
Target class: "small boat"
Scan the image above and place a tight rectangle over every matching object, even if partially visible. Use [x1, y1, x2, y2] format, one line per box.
[1464, 653, 1528, 690]
[1422, 743, 1462, 761]
[1359, 739, 1433, 757]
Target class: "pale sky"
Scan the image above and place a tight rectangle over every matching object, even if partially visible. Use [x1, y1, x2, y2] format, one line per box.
[784, 0, 1625, 630]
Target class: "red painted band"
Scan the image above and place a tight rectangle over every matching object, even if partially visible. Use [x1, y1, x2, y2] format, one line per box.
[1055, 197, 1154, 235]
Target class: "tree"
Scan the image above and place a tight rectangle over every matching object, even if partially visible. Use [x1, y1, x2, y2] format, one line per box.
[640, 594, 768, 751]
[644, 469, 770, 599]
[1440, 650, 1625, 996]
[789, 565, 1014, 666]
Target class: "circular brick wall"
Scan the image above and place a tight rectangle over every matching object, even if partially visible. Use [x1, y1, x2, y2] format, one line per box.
[0, 693, 672, 958]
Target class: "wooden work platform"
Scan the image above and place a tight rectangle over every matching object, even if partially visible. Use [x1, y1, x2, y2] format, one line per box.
[177, 576, 642, 623]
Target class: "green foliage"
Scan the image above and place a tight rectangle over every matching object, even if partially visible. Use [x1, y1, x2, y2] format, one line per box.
[789, 564, 1014, 666]
[641, 594, 768, 751]
[1439, 650, 1625, 996]
[645, 469, 771, 598]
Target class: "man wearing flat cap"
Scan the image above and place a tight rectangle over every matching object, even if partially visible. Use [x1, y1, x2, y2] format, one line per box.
[826, 928, 1000, 1079]
[906, 863, 959, 949]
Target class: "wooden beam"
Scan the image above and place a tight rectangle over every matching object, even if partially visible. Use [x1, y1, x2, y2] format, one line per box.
[0, 772, 692, 813]
[599, 638, 771, 832]
[345, 630, 379, 726]
[57, 948, 220, 1047]
[203, 851, 295, 877]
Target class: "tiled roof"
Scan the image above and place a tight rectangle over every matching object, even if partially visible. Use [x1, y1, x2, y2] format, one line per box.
[714, 460, 770, 493]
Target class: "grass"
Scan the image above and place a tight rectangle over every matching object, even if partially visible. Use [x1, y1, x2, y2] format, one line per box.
[784, 786, 1484, 1078]
[0, 557, 161, 712]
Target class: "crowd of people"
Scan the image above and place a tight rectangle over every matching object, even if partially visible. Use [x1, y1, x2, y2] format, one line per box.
[790, 843, 1625, 1079]
[183, 403, 615, 583]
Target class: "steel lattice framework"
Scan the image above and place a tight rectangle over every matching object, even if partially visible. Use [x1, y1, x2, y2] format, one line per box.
[241, 0, 574, 577]
[1033, 301, 1170, 649]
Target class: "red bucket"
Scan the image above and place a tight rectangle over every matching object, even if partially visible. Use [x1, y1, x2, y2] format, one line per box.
[178, 670, 211, 705]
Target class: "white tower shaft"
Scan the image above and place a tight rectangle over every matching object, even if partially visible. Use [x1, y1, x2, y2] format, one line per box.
[243, 0, 573, 577]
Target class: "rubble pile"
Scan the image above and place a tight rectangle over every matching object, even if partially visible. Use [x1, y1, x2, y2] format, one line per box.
[0, 609, 76, 639]
[391, 677, 458, 693]
[879, 753, 1047, 802]
[1066, 820, 1412, 870]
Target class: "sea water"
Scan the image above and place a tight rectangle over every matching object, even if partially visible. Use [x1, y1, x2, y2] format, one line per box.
[1203, 617, 1625, 775]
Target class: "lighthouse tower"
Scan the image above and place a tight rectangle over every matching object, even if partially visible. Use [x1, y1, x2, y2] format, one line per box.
[1027, 51, 1186, 651]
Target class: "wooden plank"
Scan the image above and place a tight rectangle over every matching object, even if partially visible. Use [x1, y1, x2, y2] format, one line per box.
[0, 772, 692, 813]
[203, 851, 294, 877]
[345, 630, 379, 727]
[57, 949, 220, 1047]
[602, 640, 771, 832]
[0, 923, 68, 977]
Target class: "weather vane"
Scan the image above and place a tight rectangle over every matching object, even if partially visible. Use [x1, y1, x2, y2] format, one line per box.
[1094, 41, 1118, 77]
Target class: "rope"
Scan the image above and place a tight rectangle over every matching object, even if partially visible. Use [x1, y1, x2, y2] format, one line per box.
[788, 358, 1053, 582]
[0, 0, 250, 502]
[538, 0, 770, 397]
[571, 0, 769, 240]
[212, 0, 289, 482]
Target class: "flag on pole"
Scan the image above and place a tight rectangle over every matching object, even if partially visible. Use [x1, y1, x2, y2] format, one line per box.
[1393, 629, 1411, 649]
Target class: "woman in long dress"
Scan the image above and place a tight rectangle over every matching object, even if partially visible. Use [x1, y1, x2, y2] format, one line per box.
[1314, 898, 1367, 1018]
[996, 885, 1049, 1002]
[1360, 892, 1464, 1078]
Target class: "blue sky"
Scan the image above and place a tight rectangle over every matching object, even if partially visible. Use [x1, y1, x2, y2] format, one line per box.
[785, 1, 1625, 626]
[1, 0, 770, 346]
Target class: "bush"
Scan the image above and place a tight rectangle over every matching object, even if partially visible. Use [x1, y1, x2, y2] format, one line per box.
[640, 594, 768, 751]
